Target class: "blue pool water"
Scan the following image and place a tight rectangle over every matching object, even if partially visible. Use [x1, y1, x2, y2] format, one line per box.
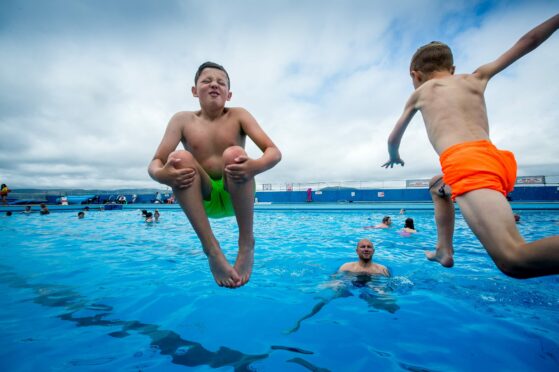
[1, 208, 558, 371]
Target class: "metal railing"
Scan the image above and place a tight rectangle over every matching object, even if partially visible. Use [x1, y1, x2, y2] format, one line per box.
[257, 175, 559, 192]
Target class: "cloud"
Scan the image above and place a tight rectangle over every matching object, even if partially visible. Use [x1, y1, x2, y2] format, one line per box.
[1, 0, 558, 189]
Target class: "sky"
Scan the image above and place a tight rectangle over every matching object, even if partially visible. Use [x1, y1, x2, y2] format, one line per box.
[1, 0, 558, 190]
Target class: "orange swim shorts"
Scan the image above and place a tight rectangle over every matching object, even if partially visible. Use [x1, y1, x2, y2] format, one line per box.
[439, 140, 517, 200]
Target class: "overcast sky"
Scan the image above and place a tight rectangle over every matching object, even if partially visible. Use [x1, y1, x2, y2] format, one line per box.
[1, 0, 558, 189]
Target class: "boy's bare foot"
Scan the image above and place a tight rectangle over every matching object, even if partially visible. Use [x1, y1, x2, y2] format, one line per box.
[207, 250, 241, 288]
[425, 247, 454, 268]
[234, 238, 255, 287]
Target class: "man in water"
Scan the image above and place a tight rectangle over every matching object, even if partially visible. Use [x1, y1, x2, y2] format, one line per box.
[338, 238, 390, 276]
[287, 239, 395, 334]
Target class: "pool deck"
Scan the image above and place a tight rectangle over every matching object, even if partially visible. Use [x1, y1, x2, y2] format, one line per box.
[2, 201, 559, 213]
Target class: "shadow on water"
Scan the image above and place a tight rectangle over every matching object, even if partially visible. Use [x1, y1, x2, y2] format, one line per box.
[287, 273, 401, 334]
[0, 265, 330, 371]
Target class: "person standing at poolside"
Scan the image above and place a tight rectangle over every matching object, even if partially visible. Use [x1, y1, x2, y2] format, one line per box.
[1, 184, 11, 205]
[382, 14, 559, 278]
[148, 62, 281, 288]
[338, 239, 390, 276]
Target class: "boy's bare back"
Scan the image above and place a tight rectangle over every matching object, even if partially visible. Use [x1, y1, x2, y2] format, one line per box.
[410, 73, 491, 155]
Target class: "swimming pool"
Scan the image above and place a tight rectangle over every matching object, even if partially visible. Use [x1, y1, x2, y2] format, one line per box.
[1, 208, 558, 371]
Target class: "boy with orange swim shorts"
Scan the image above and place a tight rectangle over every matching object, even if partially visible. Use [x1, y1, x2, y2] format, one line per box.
[382, 14, 559, 279]
[148, 62, 281, 288]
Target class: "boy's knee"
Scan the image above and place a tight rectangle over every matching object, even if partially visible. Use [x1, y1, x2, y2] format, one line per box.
[168, 150, 196, 169]
[429, 175, 449, 198]
[494, 247, 529, 279]
[222, 146, 246, 165]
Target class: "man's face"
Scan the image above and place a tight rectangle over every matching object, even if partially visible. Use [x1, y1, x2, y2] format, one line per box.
[356, 239, 374, 261]
[192, 68, 231, 105]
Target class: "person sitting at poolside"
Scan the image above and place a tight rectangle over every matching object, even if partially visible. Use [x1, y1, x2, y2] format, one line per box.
[402, 218, 417, 233]
[39, 203, 50, 215]
[338, 238, 390, 276]
[364, 216, 392, 229]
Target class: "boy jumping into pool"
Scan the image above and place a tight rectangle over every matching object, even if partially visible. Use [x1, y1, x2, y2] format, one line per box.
[382, 14, 559, 278]
[148, 62, 281, 288]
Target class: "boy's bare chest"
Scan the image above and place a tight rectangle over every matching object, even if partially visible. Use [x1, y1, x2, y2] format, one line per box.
[182, 119, 244, 151]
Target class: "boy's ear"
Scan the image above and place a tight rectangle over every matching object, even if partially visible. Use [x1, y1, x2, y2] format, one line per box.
[226, 91, 232, 101]
[410, 70, 423, 82]
[191, 86, 198, 97]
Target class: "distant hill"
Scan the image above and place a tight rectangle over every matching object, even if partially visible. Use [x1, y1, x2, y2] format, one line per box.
[8, 188, 170, 201]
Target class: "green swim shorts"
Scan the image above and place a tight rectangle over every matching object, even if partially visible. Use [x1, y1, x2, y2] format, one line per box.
[203, 177, 235, 219]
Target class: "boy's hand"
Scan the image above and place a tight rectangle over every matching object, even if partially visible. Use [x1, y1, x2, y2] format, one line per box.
[224, 155, 255, 183]
[157, 158, 197, 189]
[381, 157, 405, 168]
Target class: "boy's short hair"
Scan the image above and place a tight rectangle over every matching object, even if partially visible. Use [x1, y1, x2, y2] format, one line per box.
[410, 42, 454, 74]
[195, 61, 230, 88]
[382, 216, 390, 223]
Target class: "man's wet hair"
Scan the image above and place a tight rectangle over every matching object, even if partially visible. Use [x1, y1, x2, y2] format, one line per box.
[382, 216, 391, 224]
[195, 61, 230, 88]
[410, 41, 454, 75]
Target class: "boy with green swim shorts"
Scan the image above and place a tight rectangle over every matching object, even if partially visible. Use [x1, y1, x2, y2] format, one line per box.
[148, 62, 282, 288]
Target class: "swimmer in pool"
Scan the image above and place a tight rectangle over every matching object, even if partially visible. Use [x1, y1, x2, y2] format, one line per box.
[286, 239, 400, 333]
[148, 62, 281, 288]
[287, 239, 397, 333]
[402, 218, 417, 234]
[364, 216, 392, 229]
[338, 238, 390, 276]
[382, 14, 559, 278]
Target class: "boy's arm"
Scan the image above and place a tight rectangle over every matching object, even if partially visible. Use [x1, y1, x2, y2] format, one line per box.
[474, 13, 559, 81]
[382, 93, 418, 168]
[148, 113, 193, 188]
[225, 108, 282, 182]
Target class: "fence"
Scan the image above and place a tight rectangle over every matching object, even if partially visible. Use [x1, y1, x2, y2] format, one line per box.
[257, 175, 559, 192]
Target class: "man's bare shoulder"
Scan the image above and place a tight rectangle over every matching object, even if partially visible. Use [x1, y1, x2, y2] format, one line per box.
[374, 263, 389, 275]
[338, 262, 356, 272]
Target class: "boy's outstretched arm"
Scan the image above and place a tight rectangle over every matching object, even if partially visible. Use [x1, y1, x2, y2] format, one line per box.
[225, 108, 281, 182]
[382, 94, 418, 168]
[475, 13, 559, 81]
